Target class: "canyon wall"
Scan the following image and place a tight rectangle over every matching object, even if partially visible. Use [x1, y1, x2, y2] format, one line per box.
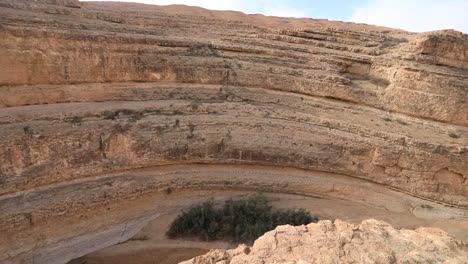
[0, 0, 467, 263]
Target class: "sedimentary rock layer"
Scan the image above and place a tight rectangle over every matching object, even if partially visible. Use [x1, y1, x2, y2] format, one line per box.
[0, 84, 467, 205]
[0, 0, 467, 263]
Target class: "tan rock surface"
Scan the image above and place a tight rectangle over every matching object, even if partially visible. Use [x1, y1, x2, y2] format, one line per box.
[181, 219, 468, 264]
[0, 0, 467, 263]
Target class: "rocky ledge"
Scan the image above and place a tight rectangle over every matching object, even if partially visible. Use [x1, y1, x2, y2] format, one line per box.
[182, 219, 468, 264]
[0, 0, 467, 263]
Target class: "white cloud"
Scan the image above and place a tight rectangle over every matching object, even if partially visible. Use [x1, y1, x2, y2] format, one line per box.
[255, 0, 308, 18]
[350, 0, 468, 33]
[83, 0, 308, 17]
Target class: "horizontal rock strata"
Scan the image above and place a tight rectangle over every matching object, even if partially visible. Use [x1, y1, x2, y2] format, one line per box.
[0, 0, 467, 263]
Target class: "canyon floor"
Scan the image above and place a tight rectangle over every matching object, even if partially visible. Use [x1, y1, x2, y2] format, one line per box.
[69, 167, 468, 264]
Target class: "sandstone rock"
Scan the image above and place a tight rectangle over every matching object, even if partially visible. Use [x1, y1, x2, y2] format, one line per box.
[181, 219, 468, 264]
[29, 0, 81, 8]
[405, 30, 468, 69]
[0, 1, 467, 263]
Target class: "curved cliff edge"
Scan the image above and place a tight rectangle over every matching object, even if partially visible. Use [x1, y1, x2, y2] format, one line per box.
[0, 0, 467, 263]
[181, 219, 468, 264]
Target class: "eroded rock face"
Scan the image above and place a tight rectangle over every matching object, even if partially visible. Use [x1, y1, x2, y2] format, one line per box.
[0, 0, 467, 263]
[30, 0, 81, 8]
[0, 0, 466, 204]
[182, 219, 468, 264]
[405, 30, 468, 69]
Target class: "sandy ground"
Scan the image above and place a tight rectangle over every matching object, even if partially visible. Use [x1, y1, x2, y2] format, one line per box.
[71, 192, 468, 264]
[70, 248, 208, 264]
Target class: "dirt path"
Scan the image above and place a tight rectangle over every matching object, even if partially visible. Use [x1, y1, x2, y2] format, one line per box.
[70, 248, 208, 264]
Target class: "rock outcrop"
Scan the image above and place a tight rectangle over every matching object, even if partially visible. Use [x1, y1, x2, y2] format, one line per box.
[182, 219, 468, 264]
[31, 0, 81, 8]
[0, 0, 467, 263]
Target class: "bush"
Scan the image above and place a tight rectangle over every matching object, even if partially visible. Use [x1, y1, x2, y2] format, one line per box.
[364, 74, 390, 87]
[129, 235, 149, 241]
[187, 45, 219, 57]
[166, 194, 317, 243]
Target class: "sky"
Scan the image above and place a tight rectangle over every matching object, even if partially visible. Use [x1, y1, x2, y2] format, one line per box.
[83, 0, 468, 33]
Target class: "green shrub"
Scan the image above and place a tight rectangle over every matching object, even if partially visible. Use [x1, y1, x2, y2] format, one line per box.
[432, 145, 443, 154]
[129, 235, 149, 241]
[396, 119, 408, 125]
[173, 110, 185, 115]
[166, 194, 317, 243]
[448, 133, 460, 139]
[428, 33, 440, 41]
[369, 76, 390, 86]
[380, 37, 408, 48]
[420, 204, 434, 210]
[71, 116, 82, 125]
[167, 200, 222, 241]
[187, 45, 219, 57]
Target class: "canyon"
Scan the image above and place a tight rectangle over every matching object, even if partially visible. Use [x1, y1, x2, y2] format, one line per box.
[0, 0, 467, 263]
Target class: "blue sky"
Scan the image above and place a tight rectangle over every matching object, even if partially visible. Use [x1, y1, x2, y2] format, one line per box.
[84, 0, 468, 33]
[233, 0, 366, 21]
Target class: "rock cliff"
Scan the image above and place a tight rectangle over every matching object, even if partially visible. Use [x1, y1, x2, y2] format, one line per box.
[181, 219, 468, 264]
[0, 0, 467, 263]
